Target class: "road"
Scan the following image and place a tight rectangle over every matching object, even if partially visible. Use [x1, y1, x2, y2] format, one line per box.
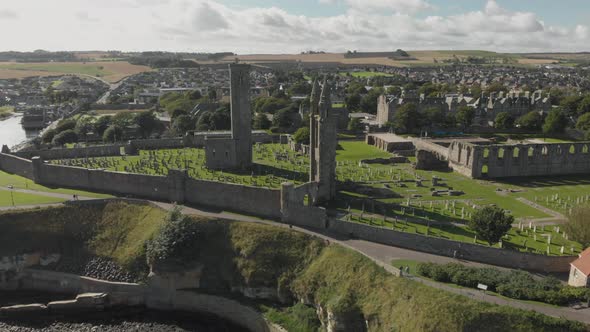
[3, 189, 590, 324]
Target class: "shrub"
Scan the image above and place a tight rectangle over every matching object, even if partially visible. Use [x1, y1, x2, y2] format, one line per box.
[51, 129, 78, 146]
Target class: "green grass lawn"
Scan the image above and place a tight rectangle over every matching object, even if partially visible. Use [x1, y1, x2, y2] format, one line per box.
[0, 190, 65, 207]
[0, 171, 112, 199]
[337, 141, 392, 161]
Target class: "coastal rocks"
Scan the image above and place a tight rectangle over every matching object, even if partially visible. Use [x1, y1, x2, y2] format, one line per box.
[81, 258, 135, 283]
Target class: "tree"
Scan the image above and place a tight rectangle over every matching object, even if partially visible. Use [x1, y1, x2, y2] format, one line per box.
[51, 129, 78, 146]
[542, 109, 568, 135]
[360, 87, 384, 114]
[347, 117, 364, 133]
[564, 207, 590, 247]
[74, 116, 96, 140]
[94, 116, 112, 136]
[112, 112, 136, 128]
[135, 111, 159, 138]
[293, 127, 310, 145]
[423, 107, 444, 128]
[103, 125, 124, 143]
[560, 95, 583, 116]
[391, 103, 418, 133]
[515, 111, 543, 131]
[209, 107, 231, 130]
[173, 114, 195, 134]
[272, 107, 299, 132]
[55, 118, 77, 133]
[469, 206, 514, 245]
[494, 112, 514, 130]
[253, 113, 271, 130]
[484, 82, 508, 95]
[386, 86, 401, 95]
[208, 88, 218, 101]
[577, 95, 590, 115]
[41, 128, 57, 144]
[345, 93, 362, 112]
[170, 109, 188, 119]
[456, 106, 475, 129]
[576, 112, 590, 131]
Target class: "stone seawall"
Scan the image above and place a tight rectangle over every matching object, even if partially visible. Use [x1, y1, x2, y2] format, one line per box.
[2, 269, 270, 332]
[327, 219, 575, 273]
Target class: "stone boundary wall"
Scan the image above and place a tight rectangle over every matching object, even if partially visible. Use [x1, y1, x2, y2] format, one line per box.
[15, 144, 130, 160]
[23, 159, 283, 220]
[327, 219, 575, 273]
[0, 153, 33, 179]
[4, 269, 270, 332]
[280, 183, 328, 228]
[186, 178, 282, 219]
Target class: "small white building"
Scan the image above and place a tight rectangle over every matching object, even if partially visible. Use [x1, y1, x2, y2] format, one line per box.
[568, 248, 590, 287]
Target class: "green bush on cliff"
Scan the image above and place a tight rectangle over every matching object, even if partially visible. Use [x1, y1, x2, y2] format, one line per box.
[264, 303, 321, 332]
[417, 262, 590, 306]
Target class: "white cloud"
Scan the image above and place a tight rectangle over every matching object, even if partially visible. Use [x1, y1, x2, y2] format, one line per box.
[0, 0, 588, 53]
[345, 0, 433, 13]
[0, 9, 18, 19]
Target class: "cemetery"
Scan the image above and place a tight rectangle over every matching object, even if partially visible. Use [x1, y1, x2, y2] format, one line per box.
[46, 139, 585, 257]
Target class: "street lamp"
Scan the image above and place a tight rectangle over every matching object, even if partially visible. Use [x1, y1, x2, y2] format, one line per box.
[8, 184, 14, 206]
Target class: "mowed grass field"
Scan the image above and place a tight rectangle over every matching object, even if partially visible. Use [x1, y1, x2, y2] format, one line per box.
[0, 171, 112, 201]
[0, 61, 151, 83]
[0, 190, 65, 207]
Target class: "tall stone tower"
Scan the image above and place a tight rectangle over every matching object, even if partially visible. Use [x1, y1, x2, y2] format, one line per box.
[230, 63, 253, 169]
[310, 78, 337, 204]
[204, 64, 253, 170]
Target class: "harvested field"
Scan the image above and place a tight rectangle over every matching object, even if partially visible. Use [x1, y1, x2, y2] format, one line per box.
[0, 61, 151, 83]
[208, 50, 522, 67]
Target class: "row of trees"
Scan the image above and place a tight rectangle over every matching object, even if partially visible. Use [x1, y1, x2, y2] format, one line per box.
[386, 104, 475, 134]
[42, 111, 161, 146]
[493, 108, 568, 135]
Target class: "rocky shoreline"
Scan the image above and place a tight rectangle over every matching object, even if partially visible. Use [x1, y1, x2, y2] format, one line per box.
[0, 308, 250, 332]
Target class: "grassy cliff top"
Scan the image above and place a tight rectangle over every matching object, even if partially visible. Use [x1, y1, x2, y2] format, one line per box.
[0, 201, 583, 331]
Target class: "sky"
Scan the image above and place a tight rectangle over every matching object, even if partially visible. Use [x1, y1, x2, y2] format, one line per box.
[1, 0, 590, 53]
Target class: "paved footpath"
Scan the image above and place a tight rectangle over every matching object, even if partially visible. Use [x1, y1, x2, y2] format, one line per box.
[2, 193, 590, 324]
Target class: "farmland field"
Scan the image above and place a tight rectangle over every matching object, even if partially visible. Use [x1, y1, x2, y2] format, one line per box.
[208, 50, 530, 67]
[0, 61, 151, 83]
